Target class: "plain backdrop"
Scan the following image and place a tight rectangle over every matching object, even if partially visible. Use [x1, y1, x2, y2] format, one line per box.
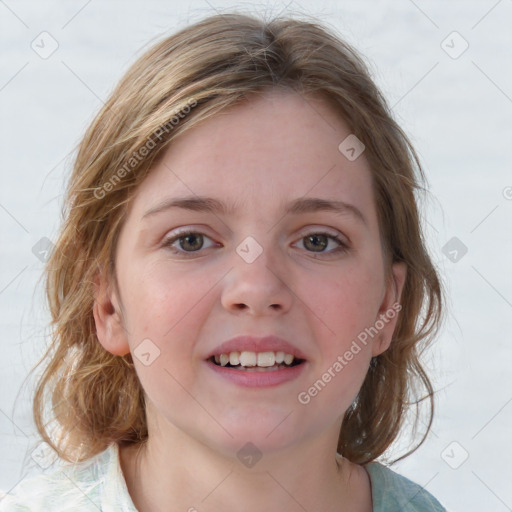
[1, 1, 511, 511]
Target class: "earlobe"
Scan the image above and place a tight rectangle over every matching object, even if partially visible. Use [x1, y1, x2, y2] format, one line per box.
[92, 270, 131, 356]
[372, 261, 407, 356]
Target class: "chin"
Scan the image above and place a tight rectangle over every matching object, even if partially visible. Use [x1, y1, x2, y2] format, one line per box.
[204, 409, 309, 458]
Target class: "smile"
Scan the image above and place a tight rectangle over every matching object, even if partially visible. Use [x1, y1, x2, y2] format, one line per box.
[209, 350, 303, 371]
[206, 351, 306, 388]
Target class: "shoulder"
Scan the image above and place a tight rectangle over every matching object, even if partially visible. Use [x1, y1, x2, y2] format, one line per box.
[365, 462, 446, 512]
[0, 444, 137, 512]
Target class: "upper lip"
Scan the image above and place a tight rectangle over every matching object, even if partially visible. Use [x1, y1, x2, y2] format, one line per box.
[206, 335, 308, 361]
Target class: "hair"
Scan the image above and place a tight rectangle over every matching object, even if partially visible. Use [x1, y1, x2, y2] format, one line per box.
[32, 11, 444, 465]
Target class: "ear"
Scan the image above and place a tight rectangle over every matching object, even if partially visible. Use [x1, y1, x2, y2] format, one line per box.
[371, 261, 407, 357]
[92, 268, 131, 356]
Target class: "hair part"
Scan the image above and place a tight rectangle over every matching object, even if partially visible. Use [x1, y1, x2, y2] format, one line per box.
[32, 12, 444, 465]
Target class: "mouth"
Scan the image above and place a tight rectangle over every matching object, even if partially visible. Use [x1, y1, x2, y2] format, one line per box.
[208, 350, 305, 372]
[205, 335, 308, 387]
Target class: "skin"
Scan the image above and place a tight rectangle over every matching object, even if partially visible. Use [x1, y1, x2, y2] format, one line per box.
[93, 88, 406, 512]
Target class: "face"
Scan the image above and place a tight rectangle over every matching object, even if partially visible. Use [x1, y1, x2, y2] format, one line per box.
[94, 89, 406, 459]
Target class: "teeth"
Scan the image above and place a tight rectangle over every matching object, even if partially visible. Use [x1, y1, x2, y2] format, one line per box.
[239, 351, 257, 367]
[229, 351, 240, 366]
[212, 350, 297, 368]
[275, 351, 285, 364]
[284, 353, 294, 365]
[257, 352, 275, 367]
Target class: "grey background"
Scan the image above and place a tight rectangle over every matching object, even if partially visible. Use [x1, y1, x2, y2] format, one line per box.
[1, 1, 511, 510]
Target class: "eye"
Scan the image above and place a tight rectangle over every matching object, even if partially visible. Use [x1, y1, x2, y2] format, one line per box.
[295, 231, 349, 256]
[162, 229, 349, 258]
[162, 230, 218, 256]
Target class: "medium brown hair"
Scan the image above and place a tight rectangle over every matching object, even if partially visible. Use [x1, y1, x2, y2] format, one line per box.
[32, 12, 444, 465]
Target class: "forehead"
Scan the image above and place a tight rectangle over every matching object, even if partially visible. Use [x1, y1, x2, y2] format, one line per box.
[128, 89, 377, 226]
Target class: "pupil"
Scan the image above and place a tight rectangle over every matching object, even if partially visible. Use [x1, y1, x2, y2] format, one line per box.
[182, 233, 203, 251]
[305, 234, 327, 252]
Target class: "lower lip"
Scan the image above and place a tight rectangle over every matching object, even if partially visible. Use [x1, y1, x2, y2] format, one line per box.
[205, 360, 306, 388]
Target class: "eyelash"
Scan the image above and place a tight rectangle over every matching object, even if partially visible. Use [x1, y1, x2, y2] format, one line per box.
[162, 229, 349, 258]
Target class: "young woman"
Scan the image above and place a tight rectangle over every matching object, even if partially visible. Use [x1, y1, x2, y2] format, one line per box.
[1, 13, 445, 511]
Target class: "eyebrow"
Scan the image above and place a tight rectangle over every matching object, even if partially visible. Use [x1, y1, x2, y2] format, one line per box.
[141, 195, 367, 226]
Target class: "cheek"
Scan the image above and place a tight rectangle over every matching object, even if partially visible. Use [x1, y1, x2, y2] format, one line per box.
[119, 261, 220, 388]
[121, 260, 215, 338]
[306, 264, 383, 340]
[302, 264, 380, 404]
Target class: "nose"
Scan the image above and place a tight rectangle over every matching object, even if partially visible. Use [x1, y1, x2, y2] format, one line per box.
[220, 241, 293, 316]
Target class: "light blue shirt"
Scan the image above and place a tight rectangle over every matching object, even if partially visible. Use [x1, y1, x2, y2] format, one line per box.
[365, 461, 446, 511]
[0, 444, 445, 511]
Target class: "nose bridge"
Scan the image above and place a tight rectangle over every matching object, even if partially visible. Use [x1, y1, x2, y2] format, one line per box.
[221, 232, 292, 314]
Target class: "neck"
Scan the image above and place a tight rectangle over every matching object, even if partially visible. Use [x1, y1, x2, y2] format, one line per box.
[119, 423, 372, 512]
